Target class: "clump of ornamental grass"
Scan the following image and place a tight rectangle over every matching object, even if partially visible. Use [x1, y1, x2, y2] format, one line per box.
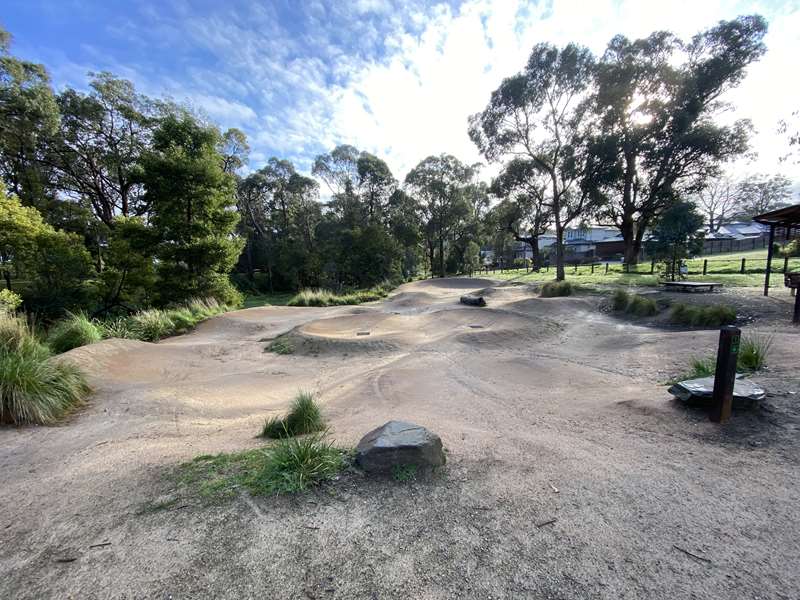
[47, 312, 103, 354]
[540, 280, 573, 298]
[129, 309, 176, 342]
[611, 289, 630, 311]
[0, 312, 89, 425]
[627, 294, 658, 317]
[261, 391, 324, 438]
[738, 333, 773, 372]
[670, 303, 736, 327]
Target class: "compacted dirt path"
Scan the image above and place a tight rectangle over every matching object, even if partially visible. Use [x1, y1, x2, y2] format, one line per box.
[1, 278, 799, 599]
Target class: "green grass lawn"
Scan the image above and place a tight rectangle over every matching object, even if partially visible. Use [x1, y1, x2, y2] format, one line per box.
[482, 263, 791, 288]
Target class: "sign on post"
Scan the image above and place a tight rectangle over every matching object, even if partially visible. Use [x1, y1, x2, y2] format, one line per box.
[710, 326, 740, 423]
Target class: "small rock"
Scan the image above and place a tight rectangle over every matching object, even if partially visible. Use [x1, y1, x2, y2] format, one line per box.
[356, 421, 446, 474]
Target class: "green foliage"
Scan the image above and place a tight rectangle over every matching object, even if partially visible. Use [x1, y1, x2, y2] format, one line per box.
[540, 281, 573, 297]
[0, 288, 22, 314]
[670, 303, 736, 327]
[96, 316, 137, 339]
[287, 281, 396, 307]
[779, 239, 800, 258]
[0, 312, 90, 424]
[738, 334, 772, 372]
[611, 289, 630, 311]
[266, 336, 294, 355]
[627, 295, 658, 317]
[178, 434, 348, 500]
[141, 114, 244, 306]
[249, 433, 346, 495]
[261, 391, 324, 439]
[47, 312, 102, 354]
[129, 309, 175, 342]
[649, 200, 706, 281]
[392, 464, 418, 483]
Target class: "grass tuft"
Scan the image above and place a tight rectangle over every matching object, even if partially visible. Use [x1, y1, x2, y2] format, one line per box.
[540, 280, 573, 298]
[177, 434, 349, 500]
[611, 289, 630, 311]
[266, 335, 295, 355]
[0, 312, 90, 425]
[627, 294, 658, 317]
[47, 312, 103, 354]
[287, 281, 396, 307]
[261, 391, 324, 438]
[669, 303, 736, 327]
[392, 463, 418, 482]
[738, 333, 773, 372]
[129, 309, 176, 342]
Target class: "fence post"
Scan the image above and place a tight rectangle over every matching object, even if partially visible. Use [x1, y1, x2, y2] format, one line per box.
[703, 259, 708, 276]
[591, 263, 595, 274]
[740, 258, 746, 274]
[710, 326, 741, 423]
[650, 259, 655, 274]
[605, 262, 609, 275]
[784, 256, 789, 274]
[625, 263, 629, 274]
[574, 263, 578, 273]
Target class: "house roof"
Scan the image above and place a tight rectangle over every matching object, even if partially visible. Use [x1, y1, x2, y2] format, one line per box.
[753, 204, 800, 226]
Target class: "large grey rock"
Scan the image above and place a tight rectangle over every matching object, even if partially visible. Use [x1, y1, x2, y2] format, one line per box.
[460, 294, 486, 307]
[356, 421, 445, 474]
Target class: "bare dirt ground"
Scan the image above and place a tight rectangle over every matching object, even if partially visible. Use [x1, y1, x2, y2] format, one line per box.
[1, 278, 799, 599]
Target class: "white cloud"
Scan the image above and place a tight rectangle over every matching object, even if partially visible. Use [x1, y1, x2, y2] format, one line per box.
[318, 0, 800, 186]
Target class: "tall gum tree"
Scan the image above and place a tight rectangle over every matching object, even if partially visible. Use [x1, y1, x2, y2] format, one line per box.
[594, 15, 768, 263]
[469, 43, 603, 281]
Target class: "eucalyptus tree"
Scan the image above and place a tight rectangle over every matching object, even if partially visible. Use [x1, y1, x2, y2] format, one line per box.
[405, 154, 474, 278]
[594, 15, 768, 263]
[734, 173, 793, 218]
[489, 158, 551, 270]
[0, 26, 60, 211]
[51, 73, 158, 226]
[695, 176, 739, 232]
[469, 43, 604, 280]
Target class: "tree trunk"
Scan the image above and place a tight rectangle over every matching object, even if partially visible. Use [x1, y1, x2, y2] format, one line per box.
[621, 216, 639, 265]
[2, 269, 11, 290]
[527, 238, 541, 271]
[439, 235, 445, 278]
[555, 225, 565, 281]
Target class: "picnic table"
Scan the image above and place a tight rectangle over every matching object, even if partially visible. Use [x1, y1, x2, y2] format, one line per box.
[662, 281, 723, 293]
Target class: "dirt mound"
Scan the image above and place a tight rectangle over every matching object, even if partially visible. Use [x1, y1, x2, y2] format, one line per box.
[57, 338, 154, 376]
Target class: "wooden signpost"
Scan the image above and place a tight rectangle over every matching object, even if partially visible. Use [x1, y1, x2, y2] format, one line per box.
[710, 326, 740, 423]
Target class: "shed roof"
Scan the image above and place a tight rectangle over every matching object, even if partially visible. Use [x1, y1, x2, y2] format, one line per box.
[753, 204, 800, 226]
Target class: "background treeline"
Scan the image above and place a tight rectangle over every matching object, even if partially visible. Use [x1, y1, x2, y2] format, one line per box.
[0, 14, 794, 322]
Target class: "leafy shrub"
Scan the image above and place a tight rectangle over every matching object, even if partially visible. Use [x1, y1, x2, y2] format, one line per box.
[0, 289, 22, 314]
[611, 289, 630, 311]
[670, 303, 736, 327]
[0, 312, 90, 424]
[129, 309, 176, 342]
[47, 312, 103, 354]
[249, 433, 346, 494]
[261, 391, 324, 438]
[540, 281, 573, 298]
[627, 295, 658, 317]
[738, 334, 773, 372]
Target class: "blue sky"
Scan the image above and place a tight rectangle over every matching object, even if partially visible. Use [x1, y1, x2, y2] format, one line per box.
[3, 0, 800, 182]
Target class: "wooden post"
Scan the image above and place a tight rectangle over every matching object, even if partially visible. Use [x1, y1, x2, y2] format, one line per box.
[591, 263, 595, 274]
[605, 262, 609, 274]
[784, 256, 789, 274]
[625, 263, 629, 274]
[794, 289, 800, 325]
[740, 258, 746, 274]
[764, 224, 776, 297]
[703, 259, 708, 275]
[650, 259, 655, 274]
[710, 326, 740, 423]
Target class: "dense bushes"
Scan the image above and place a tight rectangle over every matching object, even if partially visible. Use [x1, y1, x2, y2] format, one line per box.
[540, 281, 573, 297]
[669, 303, 737, 327]
[0, 313, 90, 424]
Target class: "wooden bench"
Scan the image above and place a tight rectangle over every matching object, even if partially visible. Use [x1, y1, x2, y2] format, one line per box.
[662, 281, 723, 293]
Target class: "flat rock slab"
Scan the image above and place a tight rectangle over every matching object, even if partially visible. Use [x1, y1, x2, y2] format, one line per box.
[668, 375, 766, 409]
[356, 421, 445, 474]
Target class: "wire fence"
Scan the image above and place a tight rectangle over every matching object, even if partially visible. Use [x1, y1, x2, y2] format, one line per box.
[476, 255, 800, 278]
